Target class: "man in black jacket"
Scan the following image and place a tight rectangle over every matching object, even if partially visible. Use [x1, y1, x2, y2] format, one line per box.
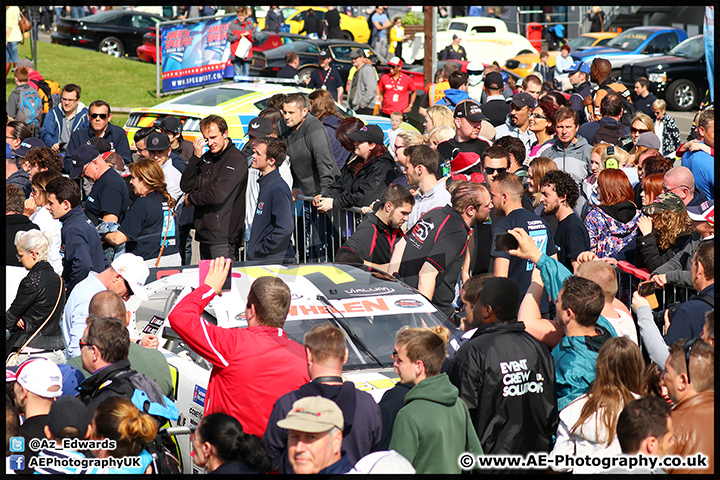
[263, 324, 382, 473]
[448, 277, 557, 466]
[77, 316, 165, 414]
[180, 114, 248, 260]
[439, 34, 468, 61]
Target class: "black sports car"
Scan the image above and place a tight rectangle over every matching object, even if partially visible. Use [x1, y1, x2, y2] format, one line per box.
[51, 10, 168, 58]
[620, 35, 707, 111]
[250, 39, 386, 84]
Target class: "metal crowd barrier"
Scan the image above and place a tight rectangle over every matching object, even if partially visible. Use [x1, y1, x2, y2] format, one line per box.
[237, 195, 368, 264]
[614, 261, 697, 312]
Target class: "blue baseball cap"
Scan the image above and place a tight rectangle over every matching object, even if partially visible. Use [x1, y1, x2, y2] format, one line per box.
[6, 142, 14, 159]
[564, 60, 591, 75]
[57, 364, 85, 397]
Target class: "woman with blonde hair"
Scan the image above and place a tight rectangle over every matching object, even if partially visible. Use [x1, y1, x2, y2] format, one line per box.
[630, 111, 655, 145]
[388, 15, 409, 58]
[423, 105, 454, 134]
[527, 156, 559, 208]
[390, 130, 424, 191]
[550, 337, 644, 473]
[425, 125, 455, 150]
[104, 158, 181, 267]
[389, 326, 483, 474]
[309, 88, 349, 169]
[90, 397, 158, 474]
[6, 229, 66, 364]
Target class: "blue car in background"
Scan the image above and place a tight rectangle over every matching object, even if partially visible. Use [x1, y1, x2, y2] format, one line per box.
[571, 26, 688, 78]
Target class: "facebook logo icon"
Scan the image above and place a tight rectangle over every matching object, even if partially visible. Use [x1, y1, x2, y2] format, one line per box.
[9, 455, 25, 471]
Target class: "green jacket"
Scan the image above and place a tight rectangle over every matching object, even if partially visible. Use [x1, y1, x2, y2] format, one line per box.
[389, 373, 483, 473]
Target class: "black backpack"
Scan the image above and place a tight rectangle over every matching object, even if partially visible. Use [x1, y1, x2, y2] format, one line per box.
[592, 121, 633, 150]
[602, 84, 636, 127]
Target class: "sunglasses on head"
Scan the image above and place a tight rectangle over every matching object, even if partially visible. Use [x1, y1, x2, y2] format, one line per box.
[90, 113, 108, 119]
[484, 167, 507, 175]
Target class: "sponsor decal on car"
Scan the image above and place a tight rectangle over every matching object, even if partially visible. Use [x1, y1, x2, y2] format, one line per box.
[394, 299, 424, 308]
[344, 286, 395, 296]
[192, 384, 206, 407]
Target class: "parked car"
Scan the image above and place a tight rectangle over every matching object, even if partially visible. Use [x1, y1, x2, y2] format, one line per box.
[406, 16, 537, 66]
[256, 6, 370, 43]
[122, 82, 418, 151]
[505, 32, 617, 78]
[137, 28, 307, 63]
[126, 262, 455, 473]
[51, 9, 168, 58]
[571, 26, 688, 77]
[620, 35, 707, 111]
[251, 39, 386, 84]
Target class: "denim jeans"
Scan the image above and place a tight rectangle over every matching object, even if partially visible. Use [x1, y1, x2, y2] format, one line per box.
[704, 20, 714, 101]
[70, 6, 85, 19]
[233, 58, 250, 77]
[303, 202, 331, 263]
[6, 42, 19, 63]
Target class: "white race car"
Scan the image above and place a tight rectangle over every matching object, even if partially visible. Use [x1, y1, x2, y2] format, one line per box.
[126, 262, 454, 473]
[405, 16, 537, 65]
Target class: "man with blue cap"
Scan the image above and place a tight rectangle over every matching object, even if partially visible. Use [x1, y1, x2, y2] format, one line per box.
[565, 60, 593, 123]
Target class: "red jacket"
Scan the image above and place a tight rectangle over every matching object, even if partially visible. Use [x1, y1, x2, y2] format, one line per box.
[168, 284, 310, 436]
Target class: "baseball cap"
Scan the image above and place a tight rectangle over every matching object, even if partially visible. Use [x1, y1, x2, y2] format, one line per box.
[642, 192, 686, 215]
[479, 120, 496, 142]
[350, 48, 365, 59]
[387, 56, 402, 67]
[145, 131, 171, 151]
[14, 137, 46, 158]
[348, 450, 416, 474]
[103, 151, 126, 173]
[110, 253, 150, 301]
[453, 100, 485, 122]
[88, 136, 112, 153]
[452, 33, 464, 40]
[15, 358, 63, 398]
[47, 396, 91, 439]
[69, 144, 101, 178]
[277, 396, 344, 433]
[246, 117, 274, 138]
[510, 92, 536, 109]
[687, 200, 714, 225]
[564, 60, 591, 75]
[635, 132, 661, 150]
[13, 58, 32, 71]
[158, 116, 184, 134]
[57, 364, 85, 397]
[347, 124, 385, 145]
[6, 142, 14, 160]
[451, 151, 482, 174]
[319, 50, 331, 60]
[484, 71, 503, 89]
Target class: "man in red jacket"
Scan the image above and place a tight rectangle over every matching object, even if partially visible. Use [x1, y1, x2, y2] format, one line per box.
[168, 257, 310, 436]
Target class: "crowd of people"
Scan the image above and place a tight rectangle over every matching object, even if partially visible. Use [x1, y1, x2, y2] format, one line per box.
[5, 4, 716, 475]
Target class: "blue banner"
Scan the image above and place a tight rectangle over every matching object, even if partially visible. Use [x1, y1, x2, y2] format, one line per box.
[161, 16, 236, 92]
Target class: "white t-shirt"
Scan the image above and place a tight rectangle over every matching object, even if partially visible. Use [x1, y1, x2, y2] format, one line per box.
[29, 206, 63, 275]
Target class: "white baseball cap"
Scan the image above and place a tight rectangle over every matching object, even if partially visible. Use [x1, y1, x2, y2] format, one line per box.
[15, 359, 63, 398]
[111, 253, 150, 301]
[348, 450, 416, 474]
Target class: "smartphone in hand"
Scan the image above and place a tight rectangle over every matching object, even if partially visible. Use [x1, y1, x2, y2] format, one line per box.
[494, 233, 519, 252]
[638, 281, 659, 309]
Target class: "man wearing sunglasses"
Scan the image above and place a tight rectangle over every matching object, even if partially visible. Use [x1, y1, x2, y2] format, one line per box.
[62, 252, 149, 359]
[63, 99, 131, 175]
[660, 338, 714, 475]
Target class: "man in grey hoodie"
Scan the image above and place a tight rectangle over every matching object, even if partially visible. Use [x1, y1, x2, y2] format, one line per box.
[349, 48, 378, 114]
[544, 106, 592, 184]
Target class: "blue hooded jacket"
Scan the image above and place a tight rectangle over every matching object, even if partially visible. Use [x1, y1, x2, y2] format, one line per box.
[436, 89, 471, 108]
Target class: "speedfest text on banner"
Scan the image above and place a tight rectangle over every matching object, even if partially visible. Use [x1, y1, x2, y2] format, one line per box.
[161, 16, 235, 92]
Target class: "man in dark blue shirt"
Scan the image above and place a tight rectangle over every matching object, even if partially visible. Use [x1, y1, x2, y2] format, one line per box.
[307, 51, 344, 103]
[277, 52, 300, 79]
[538, 170, 590, 272]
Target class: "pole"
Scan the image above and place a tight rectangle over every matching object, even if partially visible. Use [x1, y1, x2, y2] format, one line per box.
[156, 25, 161, 98]
[423, 6, 437, 89]
[31, 19, 38, 70]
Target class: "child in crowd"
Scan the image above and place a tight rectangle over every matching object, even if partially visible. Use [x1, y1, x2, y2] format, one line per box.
[386, 111, 404, 158]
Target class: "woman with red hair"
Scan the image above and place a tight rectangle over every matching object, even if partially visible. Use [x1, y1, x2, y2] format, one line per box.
[640, 173, 664, 206]
[584, 169, 641, 258]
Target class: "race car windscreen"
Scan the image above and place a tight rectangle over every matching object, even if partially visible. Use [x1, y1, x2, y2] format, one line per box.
[283, 311, 455, 370]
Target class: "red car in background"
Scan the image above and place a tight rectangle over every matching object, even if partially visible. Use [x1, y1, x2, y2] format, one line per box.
[137, 29, 307, 63]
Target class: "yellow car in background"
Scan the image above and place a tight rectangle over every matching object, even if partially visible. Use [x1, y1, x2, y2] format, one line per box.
[257, 6, 370, 44]
[505, 32, 618, 78]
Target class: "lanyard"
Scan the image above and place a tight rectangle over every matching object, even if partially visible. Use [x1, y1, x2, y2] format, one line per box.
[388, 74, 403, 92]
[320, 68, 332, 85]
